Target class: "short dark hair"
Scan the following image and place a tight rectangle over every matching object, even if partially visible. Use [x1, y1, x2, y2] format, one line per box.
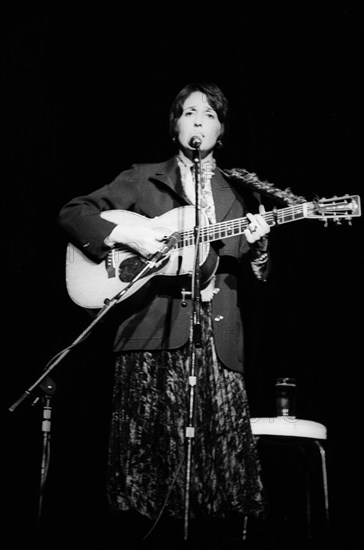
[169, 82, 229, 143]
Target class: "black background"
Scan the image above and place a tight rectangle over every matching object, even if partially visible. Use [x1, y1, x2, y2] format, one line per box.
[2, 4, 363, 548]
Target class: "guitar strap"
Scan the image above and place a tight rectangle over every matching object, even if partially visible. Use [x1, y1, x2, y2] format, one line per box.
[221, 167, 307, 206]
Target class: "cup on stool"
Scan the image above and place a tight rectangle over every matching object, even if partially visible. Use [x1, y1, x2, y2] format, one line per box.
[275, 377, 296, 418]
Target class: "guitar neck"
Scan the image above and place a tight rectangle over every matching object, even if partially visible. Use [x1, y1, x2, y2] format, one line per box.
[177, 203, 308, 247]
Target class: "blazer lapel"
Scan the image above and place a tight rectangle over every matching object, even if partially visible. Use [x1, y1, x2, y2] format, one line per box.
[151, 157, 189, 204]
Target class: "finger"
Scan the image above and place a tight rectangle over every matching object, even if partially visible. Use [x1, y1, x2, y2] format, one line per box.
[246, 213, 256, 232]
[244, 226, 259, 243]
[155, 227, 174, 242]
[254, 213, 270, 234]
[244, 228, 255, 243]
[258, 204, 266, 215]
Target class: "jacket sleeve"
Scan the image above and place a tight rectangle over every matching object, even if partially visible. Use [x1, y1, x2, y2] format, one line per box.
[58, 165, 140, 262]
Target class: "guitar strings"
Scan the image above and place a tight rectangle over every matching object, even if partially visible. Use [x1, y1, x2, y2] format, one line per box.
[175, 203, 312, 248]
[173, 197, 355, 250]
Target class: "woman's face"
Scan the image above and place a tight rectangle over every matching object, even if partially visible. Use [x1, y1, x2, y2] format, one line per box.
[176, 91, 222, 156]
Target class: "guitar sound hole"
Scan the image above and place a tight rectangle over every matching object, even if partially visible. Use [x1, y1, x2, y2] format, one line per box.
[118, 256, 147, 282]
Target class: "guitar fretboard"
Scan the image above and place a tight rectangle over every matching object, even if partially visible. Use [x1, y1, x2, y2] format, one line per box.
[177, 203, 309, 248]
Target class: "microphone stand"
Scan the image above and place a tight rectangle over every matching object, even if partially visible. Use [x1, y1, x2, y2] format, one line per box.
[38, 376, 57, 522]
[8, 242, 180, 415]
[8, 241, 179, 522]
[183, 144, 203, 541]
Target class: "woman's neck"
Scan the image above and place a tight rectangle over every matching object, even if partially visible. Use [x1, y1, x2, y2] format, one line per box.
[177, 149, 215, 166]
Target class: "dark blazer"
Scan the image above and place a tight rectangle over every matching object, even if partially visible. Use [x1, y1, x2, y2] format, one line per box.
[58, 156, 264, 372]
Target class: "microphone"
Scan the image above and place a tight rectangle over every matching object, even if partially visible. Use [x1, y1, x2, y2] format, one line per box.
[152, 231, 181, 262]
[189, 135, 202, 149]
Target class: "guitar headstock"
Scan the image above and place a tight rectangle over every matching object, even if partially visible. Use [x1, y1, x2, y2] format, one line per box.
[305, 194, 361, 225]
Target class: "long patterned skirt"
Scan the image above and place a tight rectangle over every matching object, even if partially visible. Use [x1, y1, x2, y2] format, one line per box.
[107, 304, 266, 521]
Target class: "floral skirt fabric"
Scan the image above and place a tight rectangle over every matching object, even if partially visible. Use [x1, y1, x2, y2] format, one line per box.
[107, 305, 266, 521]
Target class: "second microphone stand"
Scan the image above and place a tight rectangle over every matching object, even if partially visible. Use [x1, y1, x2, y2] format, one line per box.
[8, 242, 180, 526]
[183, 145, 203, 541]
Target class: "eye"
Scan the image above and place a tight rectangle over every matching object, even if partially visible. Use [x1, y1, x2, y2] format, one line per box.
[183, 108, 196, 117]
[205, 110, 217, 119]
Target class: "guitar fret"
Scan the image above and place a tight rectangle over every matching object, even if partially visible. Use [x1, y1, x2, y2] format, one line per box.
[264, 206, 306, 227]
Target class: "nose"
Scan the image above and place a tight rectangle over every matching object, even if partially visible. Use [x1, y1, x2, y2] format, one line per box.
[193, 115, 202, 127]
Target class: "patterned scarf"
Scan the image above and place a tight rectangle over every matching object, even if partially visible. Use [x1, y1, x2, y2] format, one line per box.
[177, 155, 217, 301]
[177, 156, 216, 223]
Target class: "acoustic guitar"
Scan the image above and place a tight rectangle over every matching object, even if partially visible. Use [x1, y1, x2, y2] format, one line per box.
[65, 194, 361, 308]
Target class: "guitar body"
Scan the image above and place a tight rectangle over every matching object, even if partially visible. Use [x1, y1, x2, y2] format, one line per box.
[66, 206, 217, 308]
